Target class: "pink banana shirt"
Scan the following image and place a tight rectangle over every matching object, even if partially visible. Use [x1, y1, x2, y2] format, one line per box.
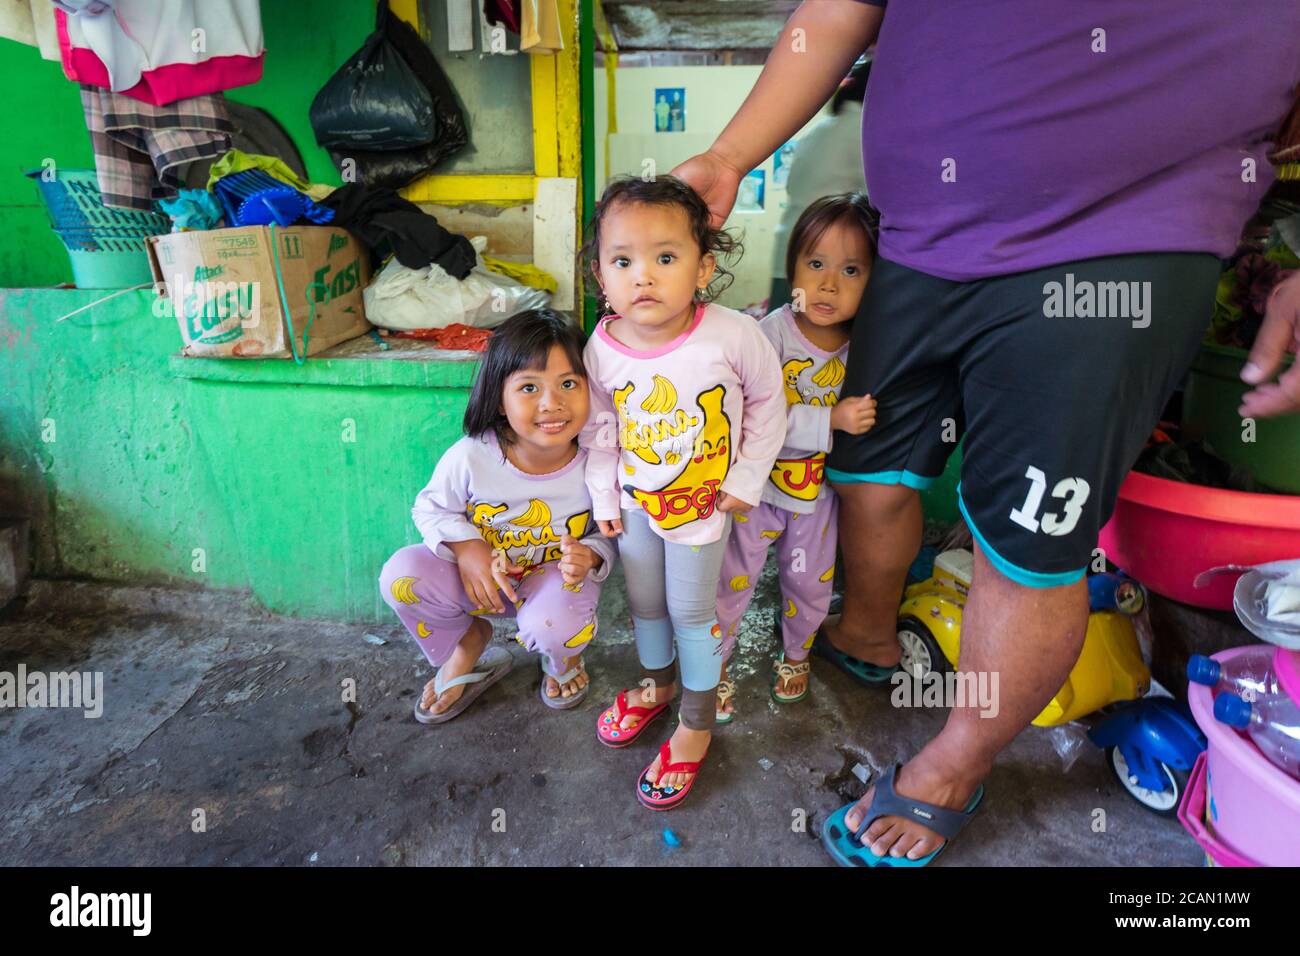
[580, 302, 788, 546]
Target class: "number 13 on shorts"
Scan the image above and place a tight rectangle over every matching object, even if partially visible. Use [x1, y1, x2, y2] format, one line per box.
[1008, 466, 1091, 537]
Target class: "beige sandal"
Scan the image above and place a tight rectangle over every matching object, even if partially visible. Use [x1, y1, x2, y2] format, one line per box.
[772, 656, 811, 704]
[715, 678, 736, 724]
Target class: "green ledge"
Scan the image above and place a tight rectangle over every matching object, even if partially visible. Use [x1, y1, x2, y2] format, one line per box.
[167, 333, 482, 389]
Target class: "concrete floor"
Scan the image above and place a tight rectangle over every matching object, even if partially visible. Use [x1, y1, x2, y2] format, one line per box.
[1, 559, 1217, 867]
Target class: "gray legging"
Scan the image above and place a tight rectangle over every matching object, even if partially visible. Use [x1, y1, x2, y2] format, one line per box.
[619, 508, 731, 703]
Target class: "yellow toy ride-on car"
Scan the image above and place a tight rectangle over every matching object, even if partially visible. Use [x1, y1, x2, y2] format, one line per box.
[896, 549, 1151, 727]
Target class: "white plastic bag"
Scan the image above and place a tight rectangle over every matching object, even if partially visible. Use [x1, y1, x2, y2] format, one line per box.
[362, 236, 551, 331]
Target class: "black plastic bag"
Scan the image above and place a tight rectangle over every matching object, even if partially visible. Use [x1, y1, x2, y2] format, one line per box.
[326, 6, 470, 191]
[310, 1, 435, 151]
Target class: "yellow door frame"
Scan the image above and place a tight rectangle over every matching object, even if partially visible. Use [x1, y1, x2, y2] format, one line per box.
[388, 0, 582, 205]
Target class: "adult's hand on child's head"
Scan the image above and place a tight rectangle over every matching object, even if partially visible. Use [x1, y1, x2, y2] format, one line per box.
[831, 394, 878, 435]
[716, 492, 753, 515]
[1240, 273, 1300, 418]
[558, 534, 600, 586]
[597, 517, 624, 537]
[671, 150, 745, 229]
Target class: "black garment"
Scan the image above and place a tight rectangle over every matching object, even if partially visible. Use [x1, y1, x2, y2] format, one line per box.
[826, 252, 1222, 583]
[322, 183, 476, 278]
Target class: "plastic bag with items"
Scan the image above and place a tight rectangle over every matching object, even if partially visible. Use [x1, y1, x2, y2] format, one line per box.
[363, 236, 551, 331]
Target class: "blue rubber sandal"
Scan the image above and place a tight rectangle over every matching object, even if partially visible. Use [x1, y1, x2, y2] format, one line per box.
[821, 764, 985, 868]
[811, 627, 900, 686]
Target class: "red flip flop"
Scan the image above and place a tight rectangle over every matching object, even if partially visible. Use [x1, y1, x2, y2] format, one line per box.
[636, 739, 707, 811]
[596, 688, 669, 748]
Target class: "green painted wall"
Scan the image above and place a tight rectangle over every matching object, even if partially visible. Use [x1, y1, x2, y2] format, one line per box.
[0, 1, 374, 289]
[0, 288, 475, 622]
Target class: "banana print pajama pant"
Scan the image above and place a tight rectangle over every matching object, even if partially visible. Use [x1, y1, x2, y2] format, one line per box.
[379, 544, 601, 673]
[715, 494, 838, 663]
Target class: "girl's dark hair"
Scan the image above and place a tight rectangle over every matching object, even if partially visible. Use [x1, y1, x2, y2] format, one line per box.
[463, 309, 588, 449]
[581, 174, 742, 305]
[785, 191, 880, 284]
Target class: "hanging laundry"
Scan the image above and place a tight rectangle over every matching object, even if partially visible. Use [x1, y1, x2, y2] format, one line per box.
[81, 85, 232, 211]
[320, 184, 476, 278]
[482, 0, 521, 34]
[56, 0, 264, 106]
[211, 169, 335, 228]
[0, 0, 61, 60]
[520, 0, 563, 53]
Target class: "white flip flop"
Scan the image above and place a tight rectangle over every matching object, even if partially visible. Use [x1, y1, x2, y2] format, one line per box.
[414, 645, 514, 724]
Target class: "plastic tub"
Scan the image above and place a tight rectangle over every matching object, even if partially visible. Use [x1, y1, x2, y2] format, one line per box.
[1098, 471, 1300, 609]
[1184, 343, 1300, 494]
[1177, 646, 1300, 866]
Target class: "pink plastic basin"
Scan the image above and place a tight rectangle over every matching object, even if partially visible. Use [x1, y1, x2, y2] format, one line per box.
[1098, 471, 1300, 610]
[1178, 646, 1300, 866]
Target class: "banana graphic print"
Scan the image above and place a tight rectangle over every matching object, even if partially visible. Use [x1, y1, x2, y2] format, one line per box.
[630, 385, 732, 531]
[784, 598, 797, 618]
[802, 632, 816, 650]
[811, 356, 846, 388]
[769, 453, 826, 501]
[416, 621, 431, 638]
[781, 358, 814, 404]
[640, 375, 679, 415]
[819, 565, 835, 582]
[563, 619, 598, 649]
[511, 498, 552, 528]
[389, 576, 419, 605]
[760, 529, 781, 540]
[615, 382, 661, 465]
[469, 502, 509, 528]
[565, 512, 591, 538]
[729, 575, 750, 591]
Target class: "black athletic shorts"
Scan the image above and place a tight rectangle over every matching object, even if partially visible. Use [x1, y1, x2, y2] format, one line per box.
[825, 253, 1221, 587]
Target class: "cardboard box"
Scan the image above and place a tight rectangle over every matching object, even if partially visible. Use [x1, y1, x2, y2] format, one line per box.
[147, 225, 372, 359]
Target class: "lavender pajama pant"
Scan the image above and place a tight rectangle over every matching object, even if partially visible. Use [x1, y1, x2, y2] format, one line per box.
[378, 544, 600, 673]
[715, 494, 838, 663]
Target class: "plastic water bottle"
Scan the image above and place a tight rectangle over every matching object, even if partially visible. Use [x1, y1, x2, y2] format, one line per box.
[1187, 649, 1280, 700]
[1214, 692, 1300, 781]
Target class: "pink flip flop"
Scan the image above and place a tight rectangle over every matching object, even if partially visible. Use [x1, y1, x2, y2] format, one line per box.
[636, 739, 707, 811]
[595, 688, 669, 748]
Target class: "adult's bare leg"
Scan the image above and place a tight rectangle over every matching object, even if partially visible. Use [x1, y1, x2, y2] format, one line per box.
[843, 541, 1088, 859]
[821, 480, 921, 666]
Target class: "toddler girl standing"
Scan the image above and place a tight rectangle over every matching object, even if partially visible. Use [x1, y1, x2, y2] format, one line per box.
[580, 175, 786, 809]
[715, 193, 878, 717]
[379, 310, 615, 723]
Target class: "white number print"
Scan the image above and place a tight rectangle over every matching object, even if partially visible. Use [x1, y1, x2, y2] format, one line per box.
[1009, 467, 1091, 537]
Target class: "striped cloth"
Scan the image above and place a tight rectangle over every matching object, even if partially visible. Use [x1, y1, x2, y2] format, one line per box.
[80, 85, 232, 211]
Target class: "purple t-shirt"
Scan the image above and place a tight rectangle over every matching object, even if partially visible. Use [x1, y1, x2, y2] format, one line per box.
[854, 0, 1300, 280]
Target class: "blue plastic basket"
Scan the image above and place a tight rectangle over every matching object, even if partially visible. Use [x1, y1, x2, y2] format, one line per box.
[26, 168, 170, 288]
